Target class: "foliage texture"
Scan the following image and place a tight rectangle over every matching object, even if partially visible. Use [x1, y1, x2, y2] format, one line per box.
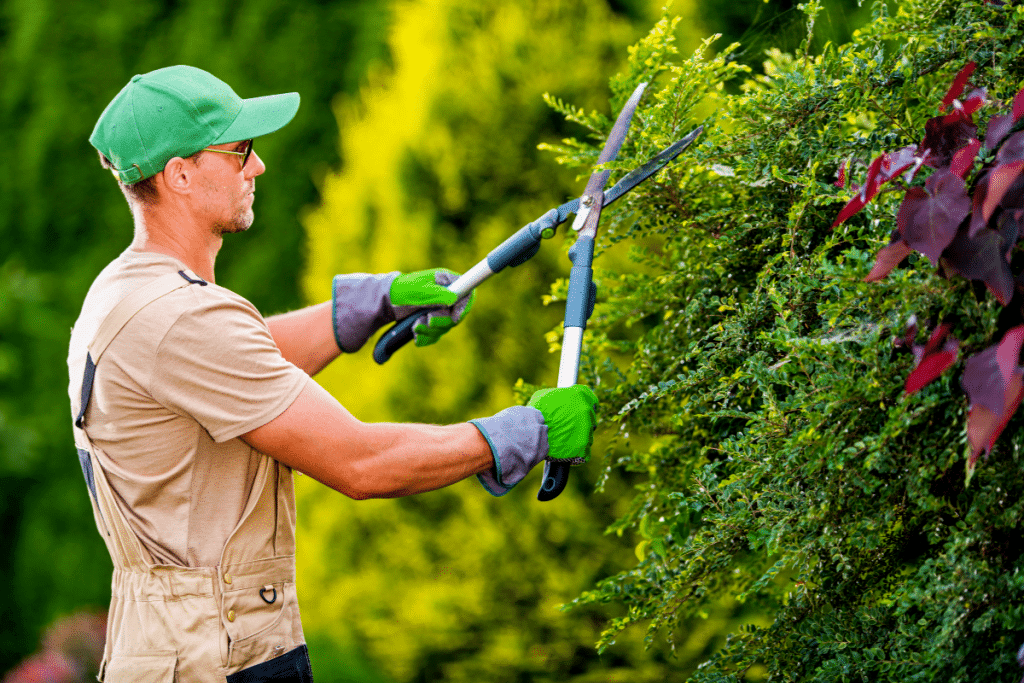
[547, 1, 1024, 680]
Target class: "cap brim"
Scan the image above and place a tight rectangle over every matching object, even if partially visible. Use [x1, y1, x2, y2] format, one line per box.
[213, 92, 300, 143]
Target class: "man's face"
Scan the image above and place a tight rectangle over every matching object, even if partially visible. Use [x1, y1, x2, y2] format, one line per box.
[194, 140, 266, 236]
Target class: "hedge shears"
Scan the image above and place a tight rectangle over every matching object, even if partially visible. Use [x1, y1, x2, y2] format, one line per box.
[373, 82, 703, 501]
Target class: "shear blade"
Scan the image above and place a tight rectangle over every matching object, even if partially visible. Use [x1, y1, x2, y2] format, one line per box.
[578, 82, 648, 204]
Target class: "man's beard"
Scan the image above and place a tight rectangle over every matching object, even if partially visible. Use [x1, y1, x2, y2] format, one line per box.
[212, 207, 254, 235]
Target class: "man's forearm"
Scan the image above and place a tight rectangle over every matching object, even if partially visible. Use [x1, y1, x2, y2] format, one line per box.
[266, 301, 340, 376]
[343, 421, 494, 498]
[242, 381, 495, 499]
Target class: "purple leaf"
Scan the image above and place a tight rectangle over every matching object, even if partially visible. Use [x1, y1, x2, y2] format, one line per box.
[967, 374, 1023, 472]
[907, 349, 959, 395]
[1014, 87, 1024, 122]
[921, 111, 978, 169]
[901, 315, 919, 349]
[970, 169, 992, 237]
[997, 131, 1024, 164]
[865, 238, 914, 281]
[921, 322, 954, 360]
[832, 146, 920, 228]
[964, 339, 1013, 416]
[941, 62, 977, 111]
[982, 161, 1024, 222]
[833, 194, 869, 229]
[897, 169, 971, 264]
[986, 113, 1015, 150]
[942, 224, 1015, 304]
[950, 138, 980, 179]
[963, 326, 1024, 466]
[995, 174, 1024, 215]
[998, 211, 1020, 262]
[835, 160, 848, 188]
[877, 145, 920, 183]
[960, 88, 987, 117]
[905, 323, 959, 395]
[966, 160, 1024, 237]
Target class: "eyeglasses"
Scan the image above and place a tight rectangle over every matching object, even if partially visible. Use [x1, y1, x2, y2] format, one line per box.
[203, 139, 254, 169]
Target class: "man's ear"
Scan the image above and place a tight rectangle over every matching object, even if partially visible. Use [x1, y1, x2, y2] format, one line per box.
[160, 156, 195, 196]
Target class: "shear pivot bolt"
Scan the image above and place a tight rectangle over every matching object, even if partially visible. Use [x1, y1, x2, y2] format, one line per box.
[581, 195, 594, 207]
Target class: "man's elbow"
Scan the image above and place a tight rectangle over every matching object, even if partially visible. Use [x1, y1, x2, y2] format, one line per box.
[329, 460, 403, 500]
[326, 467, 375, 500]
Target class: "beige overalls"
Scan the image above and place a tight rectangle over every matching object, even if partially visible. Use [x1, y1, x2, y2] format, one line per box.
[71, 271, 307, 682]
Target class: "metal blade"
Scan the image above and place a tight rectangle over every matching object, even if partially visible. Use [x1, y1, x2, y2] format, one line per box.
[602, 125, 703, 206]
[556, 126, 703, 225]
[572, 83, 649, 231]
[597, 84, 648, 164]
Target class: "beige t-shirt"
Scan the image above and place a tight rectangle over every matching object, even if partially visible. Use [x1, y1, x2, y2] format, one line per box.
[68, 250, 309, 567]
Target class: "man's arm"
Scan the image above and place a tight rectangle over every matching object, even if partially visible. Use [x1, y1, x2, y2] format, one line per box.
[267, 270, 475, 376]
[266, 301, 339, 376]
[241, 380, 494, 498]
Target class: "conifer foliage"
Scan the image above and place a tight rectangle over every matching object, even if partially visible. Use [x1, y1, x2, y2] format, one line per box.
[544, 1, 1024, 679]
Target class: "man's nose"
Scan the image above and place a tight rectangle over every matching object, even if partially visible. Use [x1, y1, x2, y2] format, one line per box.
[246, 150, 267, 178]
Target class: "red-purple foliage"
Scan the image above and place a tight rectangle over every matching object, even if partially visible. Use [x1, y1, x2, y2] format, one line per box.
[832, 145, 921, 228]
[864, 235, 913, 282]
[897, 169, 971, 265]
[941, 62, 977, 110]
[904, 321, 960, 395]
[833, 64, 1024, 473]
[962, 326, 1024, 472]
[835, 159, 848, 188]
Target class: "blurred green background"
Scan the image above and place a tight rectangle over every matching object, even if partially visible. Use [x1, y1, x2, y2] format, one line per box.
[0, 0, 866, 680]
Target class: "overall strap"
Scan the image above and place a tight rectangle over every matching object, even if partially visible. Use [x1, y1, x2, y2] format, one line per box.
[76, 270, 207, 429]
[74, 269, 207, 570]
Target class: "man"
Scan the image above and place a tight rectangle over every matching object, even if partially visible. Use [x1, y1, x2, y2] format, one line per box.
[69, 65, 597, 683]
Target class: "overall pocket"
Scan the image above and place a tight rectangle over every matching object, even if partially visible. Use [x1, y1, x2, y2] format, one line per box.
[102, 651, 177, 683]
[226, 581, 304, 670]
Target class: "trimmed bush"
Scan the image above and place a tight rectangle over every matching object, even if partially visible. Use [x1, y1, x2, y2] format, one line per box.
[549, 1, 1024, 679]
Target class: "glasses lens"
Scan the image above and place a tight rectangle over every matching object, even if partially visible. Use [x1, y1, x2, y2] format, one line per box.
[242, 140, 254, 168]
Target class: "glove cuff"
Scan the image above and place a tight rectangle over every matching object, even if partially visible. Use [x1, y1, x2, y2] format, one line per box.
[332, 272, 400, 353]
[469, 406, 548, 497]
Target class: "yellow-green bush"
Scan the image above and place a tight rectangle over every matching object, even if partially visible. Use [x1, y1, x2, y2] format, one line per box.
[295, 0, 724, 680]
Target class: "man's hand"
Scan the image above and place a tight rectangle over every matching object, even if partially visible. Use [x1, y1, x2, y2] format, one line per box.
[527, 385, 598, 464]
[389, 269, 475, 347]
[470, 385, 598, 496]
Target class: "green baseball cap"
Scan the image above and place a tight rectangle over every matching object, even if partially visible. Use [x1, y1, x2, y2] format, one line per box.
[90, 65, 300, 184]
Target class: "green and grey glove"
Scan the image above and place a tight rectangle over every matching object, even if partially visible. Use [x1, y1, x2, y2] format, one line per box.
[331, 268, 475, 353]
[470, 385, 598, 496]
[390, 269, 476, 347]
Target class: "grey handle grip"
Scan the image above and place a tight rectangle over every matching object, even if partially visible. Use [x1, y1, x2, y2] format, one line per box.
[537, 461, 571, 501]
[372, 220, 551, 365]
[373, 315, 418, 364]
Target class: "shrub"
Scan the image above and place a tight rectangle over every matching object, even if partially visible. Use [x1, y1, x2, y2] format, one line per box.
[548, 1, 1024, 679]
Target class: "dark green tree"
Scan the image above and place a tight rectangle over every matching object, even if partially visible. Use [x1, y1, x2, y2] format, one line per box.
[0, 0, 387, 672]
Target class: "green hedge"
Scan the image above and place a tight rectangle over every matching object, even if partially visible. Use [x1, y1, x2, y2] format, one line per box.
[546, 1, 1024, 679]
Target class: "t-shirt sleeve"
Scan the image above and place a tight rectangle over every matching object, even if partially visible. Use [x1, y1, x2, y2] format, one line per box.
[150, 288, 310, 442]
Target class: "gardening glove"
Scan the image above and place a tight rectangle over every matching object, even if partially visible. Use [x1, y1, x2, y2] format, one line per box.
[389, 268, 476, 347]
[470, 385, 598, 497]
[330, 269, 475, 353]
